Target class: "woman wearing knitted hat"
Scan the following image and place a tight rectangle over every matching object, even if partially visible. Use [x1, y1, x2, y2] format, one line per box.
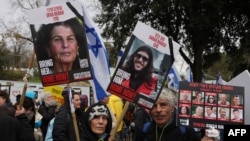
[83, 102, 113, 141]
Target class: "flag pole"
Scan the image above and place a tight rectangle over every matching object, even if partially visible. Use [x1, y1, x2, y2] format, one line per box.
[67, 84, 80, 141]
[110, 101, 130, 140]
[20, 48, 35, 107]
[72, 112, 80, 141]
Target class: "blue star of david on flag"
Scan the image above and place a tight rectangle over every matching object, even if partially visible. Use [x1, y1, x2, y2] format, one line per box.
[82, 3, 111, 102]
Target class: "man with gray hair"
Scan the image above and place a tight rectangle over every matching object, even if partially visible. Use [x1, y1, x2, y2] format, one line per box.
[134, 88, 217, 141]
[134, 88, 199, 141]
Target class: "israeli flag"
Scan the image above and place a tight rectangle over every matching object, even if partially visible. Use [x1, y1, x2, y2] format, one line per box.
[81, 1, 110, 101]
[115, 47, 125, 68]
[68, 88, 75, 113]
[216, 73, 224, 85]
[167, 65, 181, 91]
[185, 66, 193, 82]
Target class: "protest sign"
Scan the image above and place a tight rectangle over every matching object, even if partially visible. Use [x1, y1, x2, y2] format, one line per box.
[107, 21, 181, 109]
[27, 1, 92, 86]
[177, 81, 244, 130]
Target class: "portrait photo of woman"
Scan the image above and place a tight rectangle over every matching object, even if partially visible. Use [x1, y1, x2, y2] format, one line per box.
[192, 105, 204, 118]
[192, 91, 204, 104]
[178, 105, 190, 117]
[205, 94, 217, 105]
[34, 17, 90, 74]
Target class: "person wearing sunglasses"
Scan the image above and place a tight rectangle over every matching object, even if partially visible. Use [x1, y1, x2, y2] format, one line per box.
[121, 46, 157, 96]
[206, 95, 217, 105]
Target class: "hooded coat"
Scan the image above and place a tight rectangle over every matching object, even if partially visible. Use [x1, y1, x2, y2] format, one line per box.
[83, 102, 113, 141]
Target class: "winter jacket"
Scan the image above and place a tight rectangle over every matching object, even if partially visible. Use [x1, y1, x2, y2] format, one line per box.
[82, 102, 113, 141]
[38, 101, 57, 139]
[134, 117, 200, 141]
[52, 104, 85, 141]
[0, 111, 35, 141]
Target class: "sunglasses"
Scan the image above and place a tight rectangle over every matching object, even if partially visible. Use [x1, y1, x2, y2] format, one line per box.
[135, 53, 149, 62]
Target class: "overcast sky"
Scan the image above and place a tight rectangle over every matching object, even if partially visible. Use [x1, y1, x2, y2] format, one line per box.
[0, 1, 11, 20]
[0, 0, 96, 20]
[0, 0, 188, 75]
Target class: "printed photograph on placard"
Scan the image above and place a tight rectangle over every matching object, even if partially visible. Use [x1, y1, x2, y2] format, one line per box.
[191, 105, 204, 119]
[107, 21, 181, 109]
[205, 92, 217, 106]
[179, 90, 191, 103]
[230, 108, 243, 122]
[218, 93, 230, 107]
[192, 91, 204, 104]
[230, 95, 243, 108]
[178, 103, 191, 118]
[204, 106, 217, 120]
[177, 81, 244, 130]
[27, 1, 91, 86]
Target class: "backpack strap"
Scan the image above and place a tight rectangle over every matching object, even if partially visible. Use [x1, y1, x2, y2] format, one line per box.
[179, 126, 186, 134]
[142, 122, 151, 133]
[180, 126, 189, 141]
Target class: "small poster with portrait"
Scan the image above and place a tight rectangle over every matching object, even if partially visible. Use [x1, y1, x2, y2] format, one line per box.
[27, 1, 92, 86]
[107, 21, 181, 109]
[179, 90, 191, 103]
[177, 81, 244, 130]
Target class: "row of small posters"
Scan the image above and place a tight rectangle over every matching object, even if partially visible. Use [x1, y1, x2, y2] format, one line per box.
[177, 81, 244, 130]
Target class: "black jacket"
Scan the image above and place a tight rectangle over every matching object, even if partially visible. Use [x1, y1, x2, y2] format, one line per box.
[82, 102, 113, 141]
[38, 101, 57, 139]
[131, 106, 151, 141]
[52, 104, 85, 141]
[134, 117, 200, 141]
[0, 112, 35, 141]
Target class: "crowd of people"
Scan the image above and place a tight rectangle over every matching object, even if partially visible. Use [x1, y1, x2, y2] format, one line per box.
[0, 85, 220, 141]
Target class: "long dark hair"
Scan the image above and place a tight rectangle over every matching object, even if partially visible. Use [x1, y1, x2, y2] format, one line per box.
[35, 17, 87, 70]
[0, 90, 11, 104]
[122, 46, 154, 85]
[179, 106, 190, 115]
[206, 95, 216, 104]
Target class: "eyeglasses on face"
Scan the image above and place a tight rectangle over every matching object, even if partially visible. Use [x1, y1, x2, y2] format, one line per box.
[135, 53, 149, 62]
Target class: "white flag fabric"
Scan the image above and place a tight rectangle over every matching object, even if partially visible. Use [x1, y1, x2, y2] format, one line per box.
[68, 88, 75, 113]
[167, 65, 181, 91]
[185, 66, 193, 82]
[115, 47, 125, 68]
[216, 73, 224, 85]
[81, 1, 110, 102]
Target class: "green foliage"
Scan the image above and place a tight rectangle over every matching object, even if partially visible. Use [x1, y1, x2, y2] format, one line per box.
[203, 54, 233, 81]
[104, 42, 117, 67]
[0, 70, 25, 81]
[0, 70, 41, 82]
[95, 0, 250, 82]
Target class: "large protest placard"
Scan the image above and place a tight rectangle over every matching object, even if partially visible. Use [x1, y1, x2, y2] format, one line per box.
[27, 1, 92, 86]
[107, 21, 181, 109]
[177, 81, 244, 130]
